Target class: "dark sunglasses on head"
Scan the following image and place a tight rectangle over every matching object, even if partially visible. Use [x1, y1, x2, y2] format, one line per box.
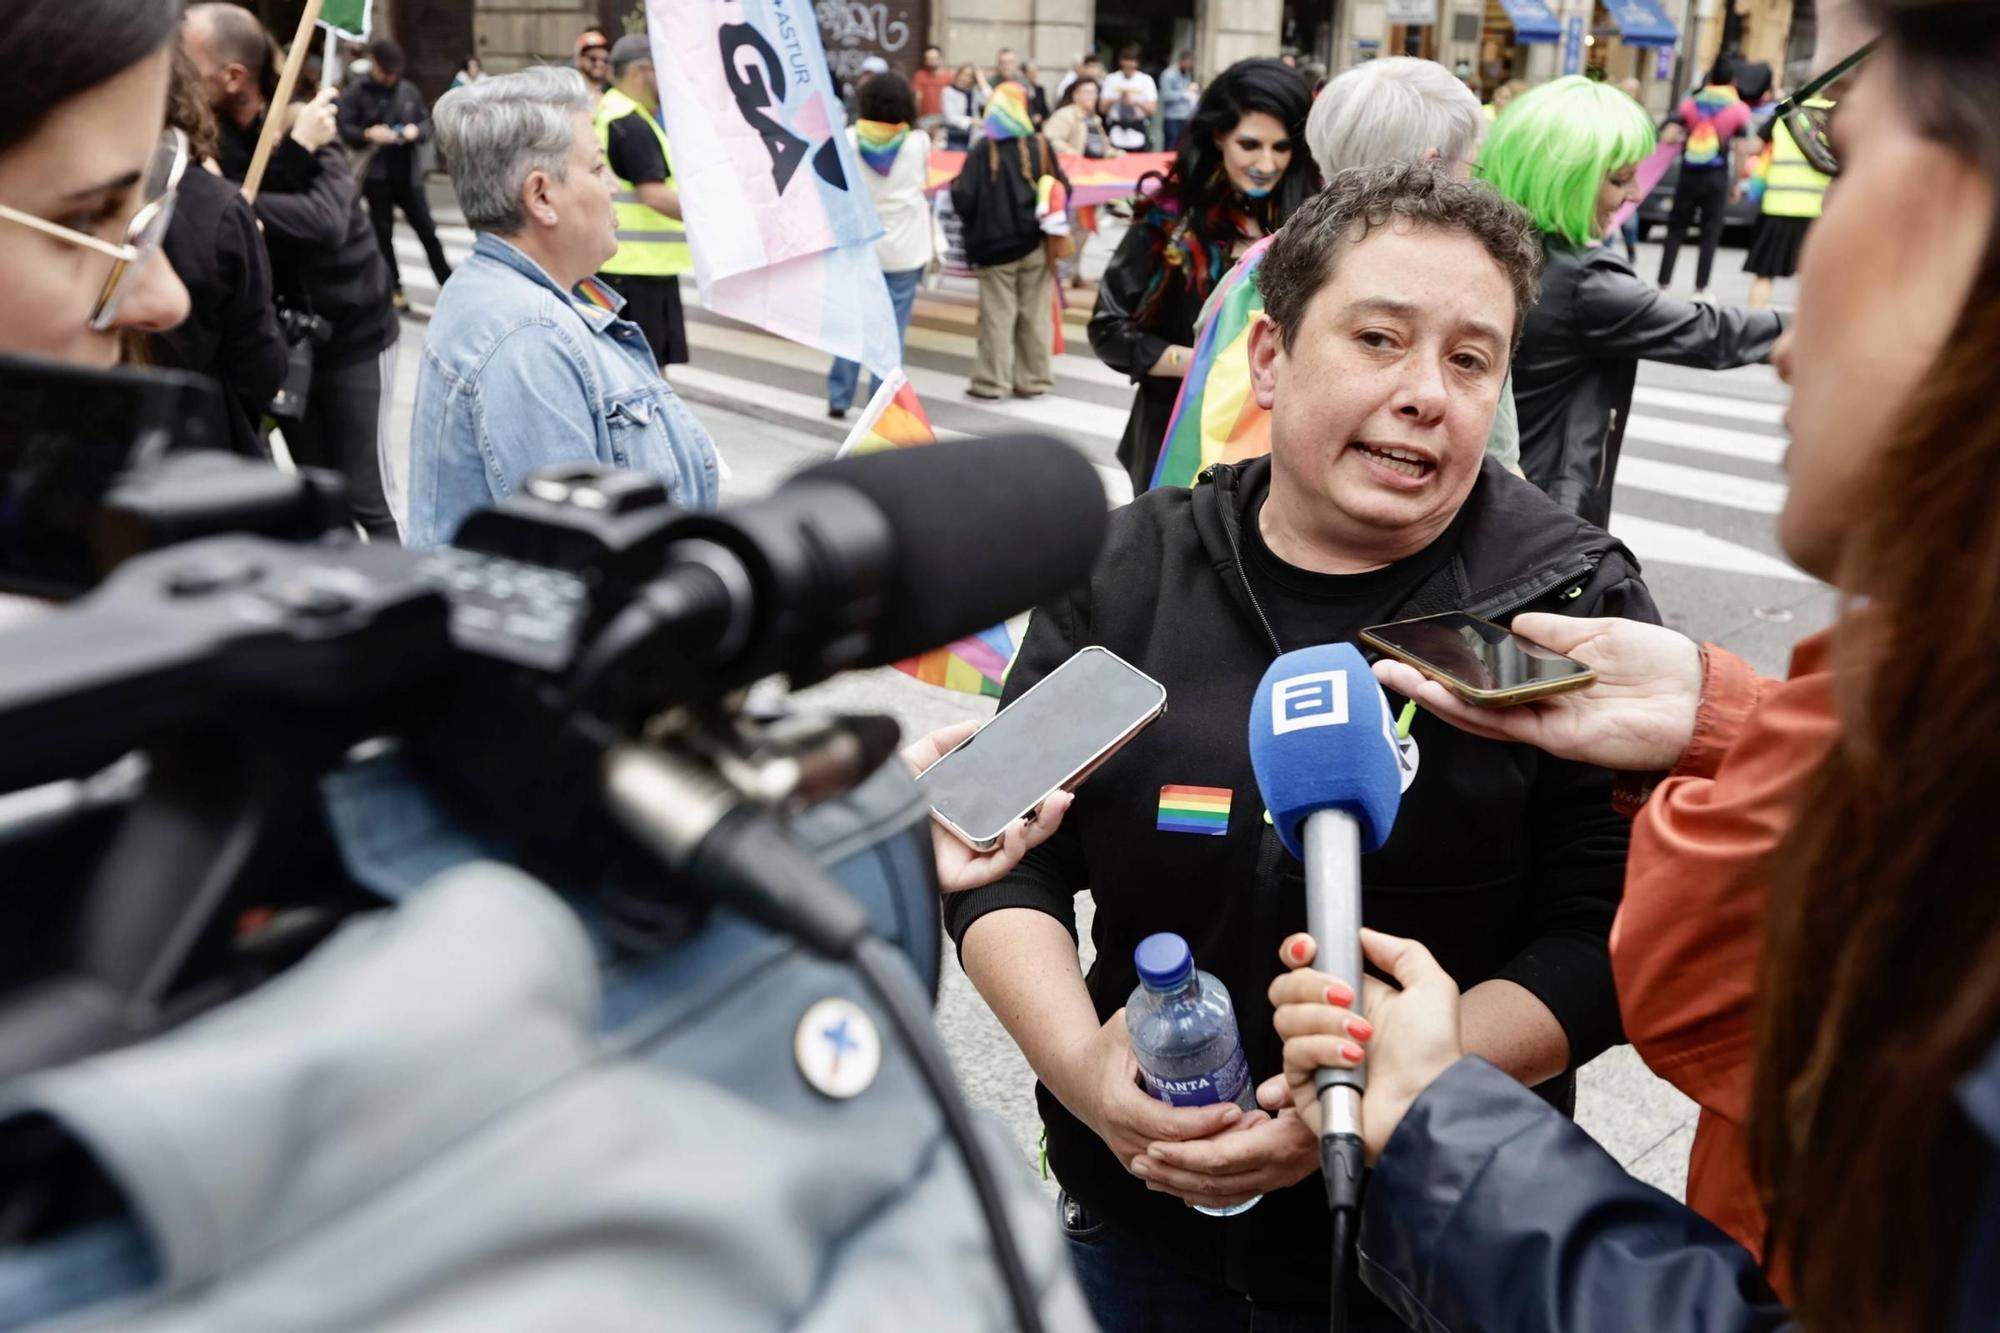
[1772, 39, 1877, 176]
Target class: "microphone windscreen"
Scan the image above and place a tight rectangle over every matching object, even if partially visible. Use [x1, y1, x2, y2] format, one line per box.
[1248, 643, 1404, 858]
[803, 437, 1108, 663]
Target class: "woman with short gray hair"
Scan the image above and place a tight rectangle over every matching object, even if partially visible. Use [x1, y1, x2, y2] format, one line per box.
[405, 65, 718, 548]
[432, 65, 598, 235]
[1305, 57, 1487, 185]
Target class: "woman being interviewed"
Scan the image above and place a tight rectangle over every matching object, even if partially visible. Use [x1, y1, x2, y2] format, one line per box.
[1270, 2, 2000, 1327]
[1479, 77, 1785, 526]
[1088, 58, 1314, 493]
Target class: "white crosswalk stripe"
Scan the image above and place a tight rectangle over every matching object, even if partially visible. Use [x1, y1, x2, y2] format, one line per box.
[391, 218, 1812, 589]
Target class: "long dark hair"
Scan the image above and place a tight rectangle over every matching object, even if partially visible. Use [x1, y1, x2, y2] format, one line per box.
[1131, 58, 1315, 321]
[1147, 58, 1316, 236]
[0, 0, 181, 154]
[1750, 2, 2000, 1329]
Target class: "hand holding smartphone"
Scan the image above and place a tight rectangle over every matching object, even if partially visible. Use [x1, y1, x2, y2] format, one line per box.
[917, 646, 1167, 852]
[1360, 612, 1597, 708]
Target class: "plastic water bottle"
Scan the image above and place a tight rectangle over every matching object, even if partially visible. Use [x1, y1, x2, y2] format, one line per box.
[1126, 932, 1262, 1217]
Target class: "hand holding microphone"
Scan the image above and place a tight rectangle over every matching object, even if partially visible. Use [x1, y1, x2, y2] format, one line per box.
[1268, 928, 1464, 1162]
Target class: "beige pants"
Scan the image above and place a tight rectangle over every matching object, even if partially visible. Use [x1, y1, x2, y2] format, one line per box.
[970, 246, 1053, 398]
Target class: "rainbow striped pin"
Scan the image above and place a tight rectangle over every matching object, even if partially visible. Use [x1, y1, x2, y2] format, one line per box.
[1157, 785, 1232, 836]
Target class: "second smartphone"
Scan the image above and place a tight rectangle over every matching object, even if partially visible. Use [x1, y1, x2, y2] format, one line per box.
[1360, 611, 1598, 707]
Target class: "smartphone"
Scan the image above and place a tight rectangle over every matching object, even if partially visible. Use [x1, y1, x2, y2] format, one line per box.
[919, 646, 1167, 851]
[1360, 611, 1597, 708]
[0, 356, 221, 599]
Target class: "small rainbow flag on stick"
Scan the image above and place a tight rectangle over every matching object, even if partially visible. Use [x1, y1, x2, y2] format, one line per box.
[837, 371, 1018, 698]
[1150, 235, 1276, 491]
[837, 368, 935, 458]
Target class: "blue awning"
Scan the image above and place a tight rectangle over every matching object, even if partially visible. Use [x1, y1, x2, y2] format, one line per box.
[1495, 0, 1563, 43]
[1605, 0, 1679, 47]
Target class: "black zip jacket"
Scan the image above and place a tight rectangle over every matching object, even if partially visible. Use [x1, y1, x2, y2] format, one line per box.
[1513, 240, 1784, 528]
[218, 120, 398, 370]
[1088, 218, 1206, 492]
[943, 455, 1658, 1303]
[336, 77, 432, 183]
[948, 135, 1067, 268]
[150, 167, 287, 457]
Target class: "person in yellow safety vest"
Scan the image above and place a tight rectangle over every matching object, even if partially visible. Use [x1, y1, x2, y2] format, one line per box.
[1744, 97, 1833, 309]
[594, 34, 693, 370]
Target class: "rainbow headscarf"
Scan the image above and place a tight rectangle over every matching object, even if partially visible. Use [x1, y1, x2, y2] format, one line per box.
[984, 82, 1034, 141]
[854, 119, 910, 176]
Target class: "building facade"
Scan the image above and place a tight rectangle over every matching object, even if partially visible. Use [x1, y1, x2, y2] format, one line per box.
[351, 0, 1796, 115]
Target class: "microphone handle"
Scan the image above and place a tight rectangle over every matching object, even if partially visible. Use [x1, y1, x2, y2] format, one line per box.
[1302, 808, 1367, 1219]
[1302, 808, 1366, 1099]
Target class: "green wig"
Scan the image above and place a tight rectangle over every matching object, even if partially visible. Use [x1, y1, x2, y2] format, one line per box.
[1477, 75, 1656, 248]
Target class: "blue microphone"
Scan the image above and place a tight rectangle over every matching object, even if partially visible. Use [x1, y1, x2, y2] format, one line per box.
[1248, 643, 1405, 1225]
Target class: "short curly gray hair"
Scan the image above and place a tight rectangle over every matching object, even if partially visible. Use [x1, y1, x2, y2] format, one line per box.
[1260, 160, 1545, 351]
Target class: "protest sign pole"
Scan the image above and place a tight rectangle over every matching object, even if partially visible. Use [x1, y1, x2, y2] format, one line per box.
[242, 0, 325, 203]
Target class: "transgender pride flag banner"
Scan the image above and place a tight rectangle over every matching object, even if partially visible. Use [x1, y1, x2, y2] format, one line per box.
[648, 0, 898, 378]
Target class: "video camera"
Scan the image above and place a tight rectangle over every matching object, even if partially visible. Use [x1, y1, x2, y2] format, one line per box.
[0, 355, 1108, 1331]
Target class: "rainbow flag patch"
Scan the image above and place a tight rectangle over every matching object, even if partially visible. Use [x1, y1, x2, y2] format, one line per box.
[1157, 785, 1231, 836]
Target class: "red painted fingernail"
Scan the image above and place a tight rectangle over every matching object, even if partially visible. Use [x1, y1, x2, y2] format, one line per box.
[1345, 1017, 1374, 1041]
[1342, 1042, 1366, 1063]
[1325, 982, 1354, 1007]
[1289, 939, 1309, 963]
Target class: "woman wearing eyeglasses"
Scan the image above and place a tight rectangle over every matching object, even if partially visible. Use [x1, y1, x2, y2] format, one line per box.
[1268, 2, 2000, 1328]
[0, 0, 190, 367]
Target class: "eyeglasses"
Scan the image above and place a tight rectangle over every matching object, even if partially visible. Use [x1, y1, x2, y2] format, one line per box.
[1772, 40, 1876, 177]
[0, 126, 189, 331]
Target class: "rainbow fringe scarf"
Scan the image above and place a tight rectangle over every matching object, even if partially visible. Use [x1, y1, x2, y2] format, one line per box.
[854, 119, 910, 176]
[836, 370, 1017, 698]
[1150, 234, 1275, 490]
[983, 82, 1034, 141]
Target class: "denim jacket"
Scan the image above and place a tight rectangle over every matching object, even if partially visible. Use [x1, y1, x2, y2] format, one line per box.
[406, 233, 719, 547]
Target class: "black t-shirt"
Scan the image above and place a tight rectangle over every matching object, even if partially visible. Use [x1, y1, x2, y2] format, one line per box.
[606, 110, 670, 187]
[1239, 471, 1467, 651]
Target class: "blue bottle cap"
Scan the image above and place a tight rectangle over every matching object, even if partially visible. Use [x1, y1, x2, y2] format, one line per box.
[1134, 933, 1194, 992]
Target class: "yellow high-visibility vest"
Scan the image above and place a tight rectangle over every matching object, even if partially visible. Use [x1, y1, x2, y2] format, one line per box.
[594, 86, 693, 276]
[1762, 98, 1833, 220]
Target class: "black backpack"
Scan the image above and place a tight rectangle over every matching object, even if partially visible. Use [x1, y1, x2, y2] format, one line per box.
[956, 136, 1051, 267]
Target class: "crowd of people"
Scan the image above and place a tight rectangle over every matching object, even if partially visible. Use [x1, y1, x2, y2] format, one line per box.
[4, 0, 2000, 1329]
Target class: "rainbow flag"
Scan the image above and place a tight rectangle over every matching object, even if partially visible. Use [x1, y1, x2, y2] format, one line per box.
[1156, 785, 1231, 836]
[572, 274, 622, 314]
[836, 368, 935, 457]
[924, 151, 1175, 206]
[836, 372, 1018, 698]
[1150, 235, 1275, 491]
[901, 623, 1014, 699]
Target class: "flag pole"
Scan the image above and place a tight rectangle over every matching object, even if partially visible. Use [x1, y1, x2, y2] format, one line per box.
[242, 0, 326, 203]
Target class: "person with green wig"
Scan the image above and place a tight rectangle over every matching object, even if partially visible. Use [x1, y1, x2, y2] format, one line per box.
[1480, 75, 1785, 526]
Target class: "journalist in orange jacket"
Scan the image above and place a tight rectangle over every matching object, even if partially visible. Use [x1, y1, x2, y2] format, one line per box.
[1270, 3, 2000, 1329]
